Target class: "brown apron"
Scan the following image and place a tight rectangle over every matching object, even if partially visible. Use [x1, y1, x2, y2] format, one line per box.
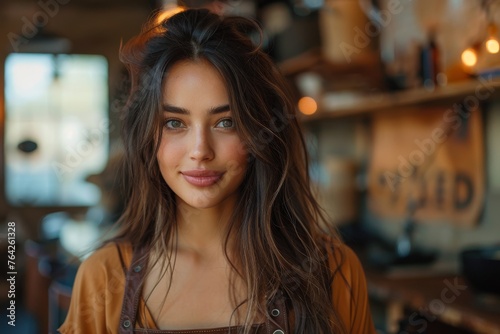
[117, 245, 289, 334]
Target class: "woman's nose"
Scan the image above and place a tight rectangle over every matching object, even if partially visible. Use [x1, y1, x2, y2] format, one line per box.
[189, 127, 214, 162]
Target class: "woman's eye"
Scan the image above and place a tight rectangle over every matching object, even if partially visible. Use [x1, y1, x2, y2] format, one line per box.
[165, 119, 184, 129]
[216, 118, 234, 129]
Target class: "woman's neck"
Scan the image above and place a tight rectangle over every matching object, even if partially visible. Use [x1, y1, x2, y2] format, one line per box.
[174, 195, 237, 257]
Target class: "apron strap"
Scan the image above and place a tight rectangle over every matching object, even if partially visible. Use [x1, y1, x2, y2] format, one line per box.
[118, 245, 148, 334]
[266, 290, 289, 334]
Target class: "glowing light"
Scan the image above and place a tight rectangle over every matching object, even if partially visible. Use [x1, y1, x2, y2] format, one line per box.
[461, 48, 477, 67]
[298, 96, 317, 115]
[486, 38, 500, 54]
[156, 6, 185, 25]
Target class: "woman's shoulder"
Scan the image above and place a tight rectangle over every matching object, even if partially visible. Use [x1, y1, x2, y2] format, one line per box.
[323, 236, 365, 280]
[320, 234, 376, 333]
[78, 241, 133, 277]
[319, 234, 370, 304]
[58, 242, 132, 333]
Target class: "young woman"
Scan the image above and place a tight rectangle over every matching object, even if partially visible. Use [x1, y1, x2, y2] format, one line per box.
[59, 8, 376, 334]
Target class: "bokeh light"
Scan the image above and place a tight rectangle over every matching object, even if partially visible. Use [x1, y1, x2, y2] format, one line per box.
[486, 38, 500, 54]
[461, 48, 477, 67]
[298, 96, 317, 115]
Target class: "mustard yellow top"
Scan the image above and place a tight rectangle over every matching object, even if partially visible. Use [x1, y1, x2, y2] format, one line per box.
[58, 241, 376, 333]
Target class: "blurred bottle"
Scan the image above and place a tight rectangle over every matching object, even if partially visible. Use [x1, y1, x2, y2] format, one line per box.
[419, 32, 441, 90]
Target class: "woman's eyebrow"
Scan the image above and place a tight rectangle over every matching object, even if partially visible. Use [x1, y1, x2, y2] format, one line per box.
[210, 104, 230, 114]
[162, 104, 189, 114]
[162, 103, 230, 115]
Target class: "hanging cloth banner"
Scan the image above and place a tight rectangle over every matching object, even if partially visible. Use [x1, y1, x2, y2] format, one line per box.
[367, 105, 485, 226]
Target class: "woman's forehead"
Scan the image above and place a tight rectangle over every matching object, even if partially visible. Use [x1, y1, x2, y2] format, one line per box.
[161, 59, 230, 112]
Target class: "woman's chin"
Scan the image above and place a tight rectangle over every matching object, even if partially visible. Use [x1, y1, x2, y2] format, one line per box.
[176, 192, 237, 212]
[180, 195, 221, 210]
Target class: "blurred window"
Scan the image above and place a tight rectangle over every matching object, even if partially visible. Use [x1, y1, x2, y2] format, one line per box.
[4, 53, 109, 206]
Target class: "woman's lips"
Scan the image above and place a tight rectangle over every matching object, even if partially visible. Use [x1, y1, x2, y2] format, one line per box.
[181, 170, 223, 187]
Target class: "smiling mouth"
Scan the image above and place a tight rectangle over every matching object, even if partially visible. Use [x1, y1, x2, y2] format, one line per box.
[181, 170, 223, 187]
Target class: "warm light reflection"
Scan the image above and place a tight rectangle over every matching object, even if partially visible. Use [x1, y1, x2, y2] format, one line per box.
[461, 48, 477, 67]
[486, 38, 500, 54]
[156, 6, 185, 25]
[298, 96, 317, 115]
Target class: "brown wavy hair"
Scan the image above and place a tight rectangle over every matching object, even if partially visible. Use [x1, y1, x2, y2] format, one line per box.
[111, 8, 347, 334]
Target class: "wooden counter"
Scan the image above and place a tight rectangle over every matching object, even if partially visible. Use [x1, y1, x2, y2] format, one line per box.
[366, 270, 500, 333]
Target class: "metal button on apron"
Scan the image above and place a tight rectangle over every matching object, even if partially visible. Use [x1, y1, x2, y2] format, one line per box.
[133, 265, 142, 272]
[271, 308, 280, 317]
[273, 330, 284, 334]
[123, 319, 131, 328]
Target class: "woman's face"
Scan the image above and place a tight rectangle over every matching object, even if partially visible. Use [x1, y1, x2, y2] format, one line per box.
[157, 59, 248, 210]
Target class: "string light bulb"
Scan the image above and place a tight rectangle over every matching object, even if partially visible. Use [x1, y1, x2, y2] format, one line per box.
[486, 37, 500, 54]
[298, 96, 317, 115]
[461, 47, 478, 67]
[486, 24, 499, 54]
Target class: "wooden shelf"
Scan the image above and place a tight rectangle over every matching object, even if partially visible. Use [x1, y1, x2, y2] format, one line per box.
[302, 77, 500, 121]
